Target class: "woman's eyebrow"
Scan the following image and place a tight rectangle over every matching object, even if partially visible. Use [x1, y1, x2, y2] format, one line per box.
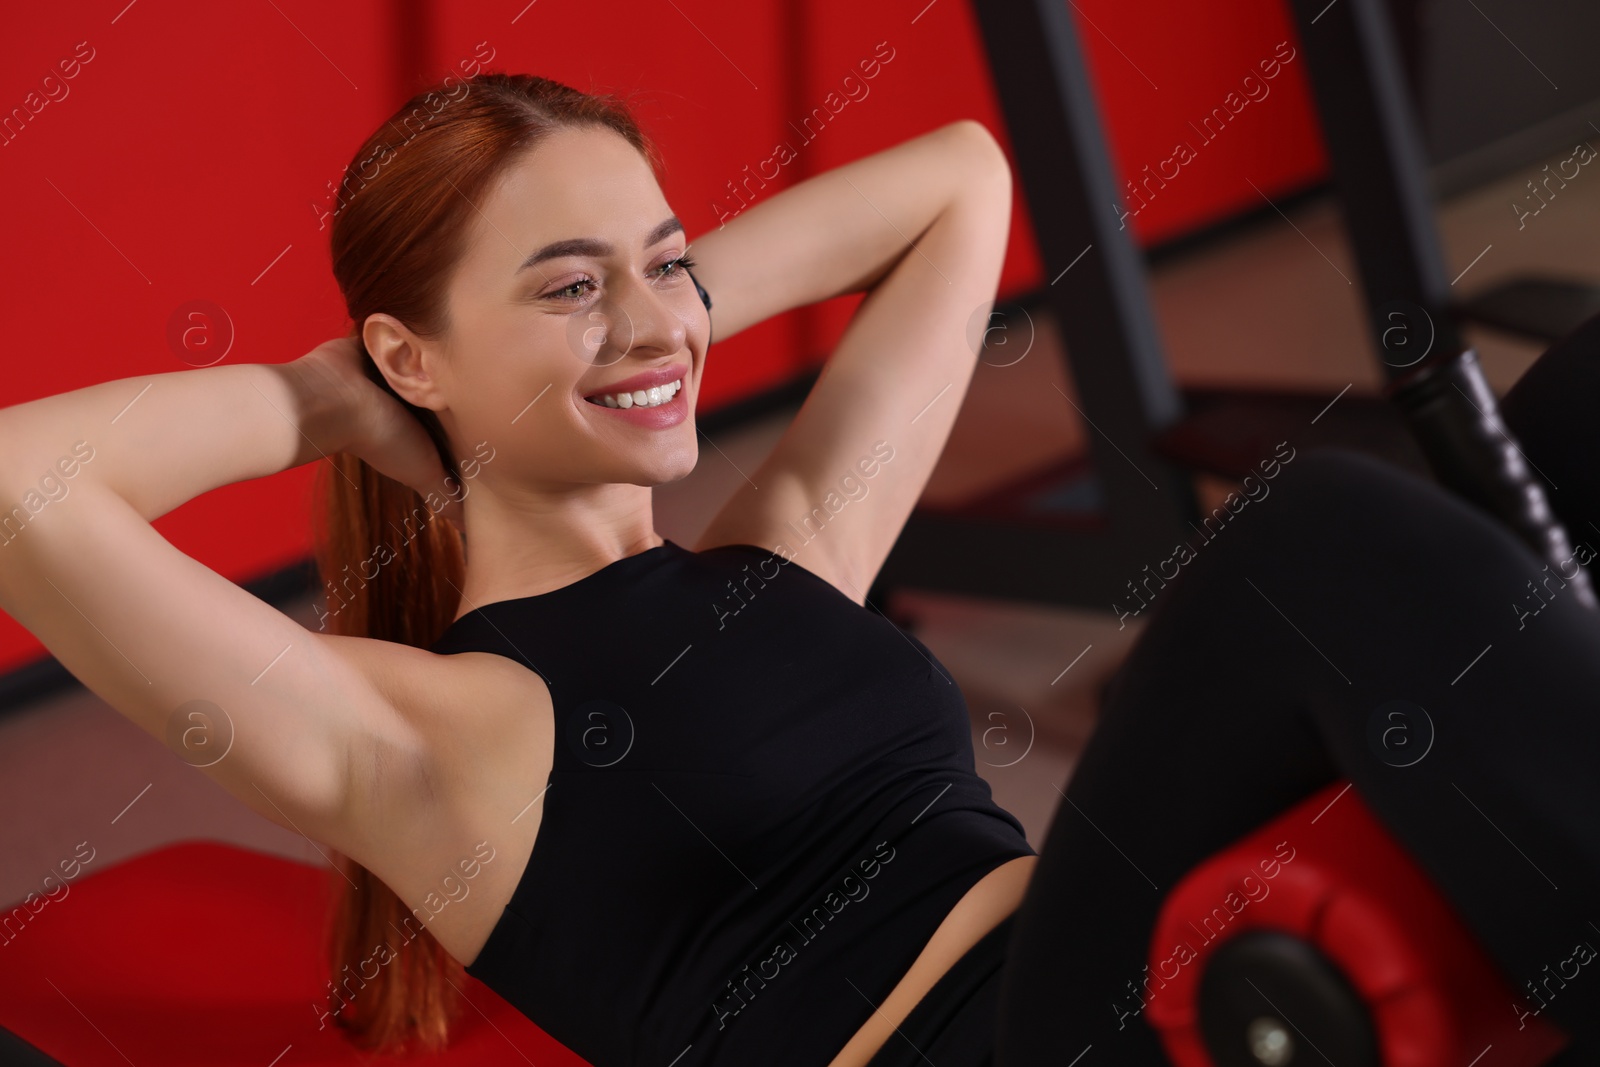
[515, 216, 684, 274]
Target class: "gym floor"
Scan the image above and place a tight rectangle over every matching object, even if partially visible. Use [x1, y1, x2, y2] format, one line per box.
[2, 142, 1595, 910]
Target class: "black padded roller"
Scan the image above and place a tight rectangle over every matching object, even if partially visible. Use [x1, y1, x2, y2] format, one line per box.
[1387, 348, 1597, 610]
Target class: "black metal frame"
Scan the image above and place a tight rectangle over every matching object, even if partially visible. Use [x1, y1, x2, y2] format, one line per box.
[876, 0, 1202, 610]
[1287, 0, 1594, 607]
[875, 0, 1593, 614]
[1288, 0, 1464, 367]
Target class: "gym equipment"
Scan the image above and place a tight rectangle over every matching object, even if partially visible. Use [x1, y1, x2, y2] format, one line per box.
[917, 0, 1599, 1064]
[1282, 0, 1594, 610]
[1143, 5, 1600, 1052]
[876, 0, 1597, 613]
[1145, 784, 1571, 1066]
[0, 841, 579, 1065]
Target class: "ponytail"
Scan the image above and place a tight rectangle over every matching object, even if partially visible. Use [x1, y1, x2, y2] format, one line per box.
[310, 353, 467, 1051]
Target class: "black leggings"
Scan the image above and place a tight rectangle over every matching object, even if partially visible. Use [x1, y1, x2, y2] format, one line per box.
[986, 320, 1600, 1064]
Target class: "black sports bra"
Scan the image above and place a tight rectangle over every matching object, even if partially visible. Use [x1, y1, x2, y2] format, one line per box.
[430, 540, 1036, 1066]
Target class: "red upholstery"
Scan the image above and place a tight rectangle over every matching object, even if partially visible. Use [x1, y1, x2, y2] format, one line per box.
[1144, 782, 1569, 1067]
[0, 841, 590, 1066]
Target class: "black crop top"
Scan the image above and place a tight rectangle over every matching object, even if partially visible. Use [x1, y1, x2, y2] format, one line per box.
[430, 541, 1035, 1066]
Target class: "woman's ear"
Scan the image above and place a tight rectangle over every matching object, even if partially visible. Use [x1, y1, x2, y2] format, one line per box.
[362, 313, 447, 411]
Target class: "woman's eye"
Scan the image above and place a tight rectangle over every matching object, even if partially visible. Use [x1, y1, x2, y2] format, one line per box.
[659, 254, 697, 278]
[549, 279, 595, 301]
[548, 257, 693, 302]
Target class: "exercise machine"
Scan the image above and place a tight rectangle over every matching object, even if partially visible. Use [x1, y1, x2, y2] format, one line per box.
[903, 0, 1598, 1063]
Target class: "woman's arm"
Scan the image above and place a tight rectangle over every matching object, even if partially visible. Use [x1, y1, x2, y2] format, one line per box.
[0, 347, 460, 846]
[692, 120, 1014, 600]
[686, 120, 990, 344]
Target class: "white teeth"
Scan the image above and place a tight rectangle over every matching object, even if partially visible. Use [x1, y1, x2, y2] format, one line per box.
[590, 379, 681, 410]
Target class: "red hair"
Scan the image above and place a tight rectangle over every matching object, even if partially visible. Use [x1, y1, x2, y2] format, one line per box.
[311, 71, 660, 1054]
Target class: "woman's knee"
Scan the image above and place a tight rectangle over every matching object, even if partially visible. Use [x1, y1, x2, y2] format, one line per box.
[1260, 447, 1548, 583]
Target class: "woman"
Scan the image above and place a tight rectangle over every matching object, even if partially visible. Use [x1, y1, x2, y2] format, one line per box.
[0, 72, 1025, 1066]
[2, 71, 1597, 1067]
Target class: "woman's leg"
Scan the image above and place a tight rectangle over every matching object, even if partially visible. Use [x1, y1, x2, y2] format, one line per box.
[992, 446, 1600, 1065]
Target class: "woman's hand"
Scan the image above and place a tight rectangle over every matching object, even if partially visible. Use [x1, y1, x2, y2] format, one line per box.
[287, 336, 465, 528]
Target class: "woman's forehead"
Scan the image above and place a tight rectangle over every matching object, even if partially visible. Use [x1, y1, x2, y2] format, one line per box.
[481, 129, 667, 244]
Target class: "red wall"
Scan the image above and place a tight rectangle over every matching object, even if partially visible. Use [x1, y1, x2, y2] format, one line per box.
[0, 0, 1326, 675]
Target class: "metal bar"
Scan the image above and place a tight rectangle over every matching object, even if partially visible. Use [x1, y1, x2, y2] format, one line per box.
[877, 0, 1198, 612]
[1287, 0, 1465, 372]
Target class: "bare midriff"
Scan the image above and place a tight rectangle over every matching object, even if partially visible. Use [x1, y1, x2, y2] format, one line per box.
[823, 854, 1038, 1067]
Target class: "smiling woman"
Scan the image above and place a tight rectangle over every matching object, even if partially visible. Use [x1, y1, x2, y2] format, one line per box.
[0, 66, 1024, 1067]
[303, 73, 1024, 1066]
[11, 24, 1600, 1067]
[310, 75, 718, 1050]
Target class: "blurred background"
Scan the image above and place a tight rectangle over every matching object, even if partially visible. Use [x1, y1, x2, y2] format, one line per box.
[2, 0, 1598, 1063]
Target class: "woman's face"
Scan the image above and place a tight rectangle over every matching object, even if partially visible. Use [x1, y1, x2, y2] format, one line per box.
[430, 124, 706, 494]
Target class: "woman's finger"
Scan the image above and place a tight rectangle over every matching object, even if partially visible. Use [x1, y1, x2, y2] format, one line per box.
[351, 390, 465, 523]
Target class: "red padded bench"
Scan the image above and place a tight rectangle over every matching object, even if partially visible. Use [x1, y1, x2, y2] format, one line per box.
[1145, 781, 1572, 1066]
[0, 840, 590, 1065]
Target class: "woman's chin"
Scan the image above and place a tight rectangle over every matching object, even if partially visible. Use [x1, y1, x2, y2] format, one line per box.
[608, 445, 699, 487]
[648, 451, 700, 486]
